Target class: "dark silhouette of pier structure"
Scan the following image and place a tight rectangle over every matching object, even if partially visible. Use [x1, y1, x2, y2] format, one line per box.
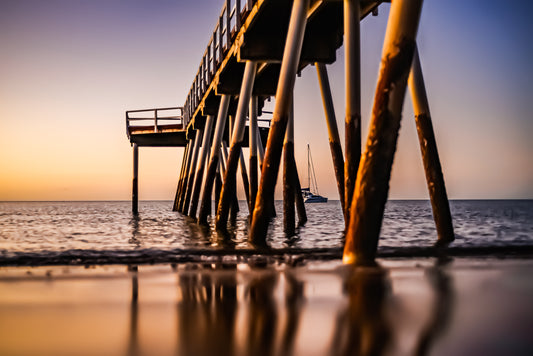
[126, 0, 454, 264]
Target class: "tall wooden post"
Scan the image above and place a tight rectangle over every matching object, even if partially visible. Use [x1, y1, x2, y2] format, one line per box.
[189, 115, 215, 218]
[256, 122, 276, 218]
[176, 138, 195, 211]
[249, 96, 259, 210]
[344, 0, 361, 223]
[344, 0, 424, 265]
[283, 98, 296, 235]
[408, 47, 455, 245]
[216, 61, 257, 230]
[181, 128, 203, 213]
[250, 0, 309, 244]
[173, 144, 190, 211]
[239, 150, 251, 213]
[132, 143, 139, 214]
[198, 95, 230, 225]
[316, 63, 346, 220]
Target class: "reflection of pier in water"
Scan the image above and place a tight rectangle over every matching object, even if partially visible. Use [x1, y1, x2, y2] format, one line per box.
[126, 0, 455, 264]
[125, 263, 453, 356]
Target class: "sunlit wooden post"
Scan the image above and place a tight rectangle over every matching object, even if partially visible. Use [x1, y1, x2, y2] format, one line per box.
[316, 62, 346, 220]
[256, 122, 276, 218]
[189, 114, 215, 218]
[198, 95, 231, 225]
[283, 98, 296, 235]
[250, 0, 309, 244]
[344, 0, 361, 224]
[408, 46, 455, 246]
[216, 61, 257, 230]
[344, 0, 424, 265]
[132, 143, 139, 214]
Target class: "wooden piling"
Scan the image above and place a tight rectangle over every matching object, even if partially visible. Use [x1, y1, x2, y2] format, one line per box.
[176, 138, 195, 211]
[239, 150, 251, 213]
[291, 151, 307, 226]
[316, 62, 346, 220]
[250, 0, 309, 245]
[255, 122, 276, 218]
[249, 97, 259, 210]
[344, 0, 362, 223]
[344, 0, 424, 265]
[408, 47, 455, 246]
[216, 61, 257, 230]
[173, 144, 190, 211]
[132, 143, 139, 214]
[189, 115, 215, 218]
[198, 95, 230, 225]
[181, 128, 203, 213]
[283, 99, 296, 236]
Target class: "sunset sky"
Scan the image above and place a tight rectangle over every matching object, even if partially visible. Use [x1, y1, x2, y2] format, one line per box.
[1, 0, 532, 201]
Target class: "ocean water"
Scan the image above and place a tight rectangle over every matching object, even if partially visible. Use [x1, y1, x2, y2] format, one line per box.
[0, 200, 532, 263]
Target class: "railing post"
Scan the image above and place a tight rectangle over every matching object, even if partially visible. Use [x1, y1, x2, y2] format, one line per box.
[225, 0, 231, 48]
[236, 0, 241, 30]
[215, 61, 257, 231]
[198, 95, 231, 225]
[344, 0, 361, 224]
[344, 0, 424, 265]
[408, 46, 455, 246]
[316, 63, 346, 221]
[250, 0, 309, 245]
[132, 143, 139, 214]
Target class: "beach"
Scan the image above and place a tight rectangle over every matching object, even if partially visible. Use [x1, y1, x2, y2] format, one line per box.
[1, 257, 532, 356]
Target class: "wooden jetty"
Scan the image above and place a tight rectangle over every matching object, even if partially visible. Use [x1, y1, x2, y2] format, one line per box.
[126, 0, 454, 265]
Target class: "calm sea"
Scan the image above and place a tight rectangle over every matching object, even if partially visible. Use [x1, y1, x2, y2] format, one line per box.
[1, 200, 532, 264]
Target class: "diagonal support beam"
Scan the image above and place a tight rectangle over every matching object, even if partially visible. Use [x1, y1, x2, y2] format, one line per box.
[216, 61, 257, 230]
[250, 0, 310, 245]
[408, 46, 455, 246]
[198, 95, 231, 225]
[316, 62, 346, 221]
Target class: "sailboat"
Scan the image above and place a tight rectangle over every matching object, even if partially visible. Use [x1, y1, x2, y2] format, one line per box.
[301, 143, 328, 203]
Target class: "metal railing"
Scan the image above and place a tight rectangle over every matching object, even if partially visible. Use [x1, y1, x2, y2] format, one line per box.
[126, 107, 184, 139]
[183, 0, 256, 125]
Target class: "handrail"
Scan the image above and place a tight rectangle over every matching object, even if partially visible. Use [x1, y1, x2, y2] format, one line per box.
[126, 107, 184, 139]
[182, 0, 256, 126]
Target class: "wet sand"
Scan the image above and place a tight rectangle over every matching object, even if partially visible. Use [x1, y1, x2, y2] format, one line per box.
[1, 258, 532, 356]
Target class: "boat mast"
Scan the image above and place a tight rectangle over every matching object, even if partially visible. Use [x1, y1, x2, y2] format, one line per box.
[307, 143, 311, 190]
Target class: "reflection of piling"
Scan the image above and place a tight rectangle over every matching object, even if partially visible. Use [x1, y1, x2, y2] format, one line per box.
[343, 0, 362, 224]
[216, 61, 257, 230]
[316, 63, 346, 220]
[408, 47, 455, 246]
[344, 0, 424, 265]
[132, 143, 139, 214]
[250, 0, 309, 245]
